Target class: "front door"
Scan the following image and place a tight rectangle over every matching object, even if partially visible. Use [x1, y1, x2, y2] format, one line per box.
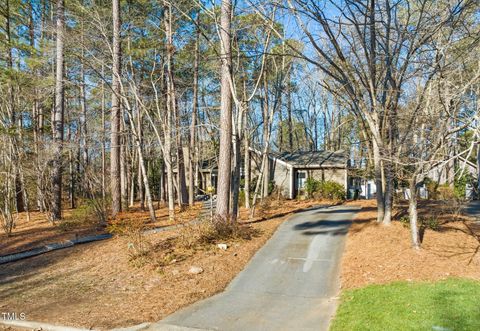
[296, 171, 306, 196]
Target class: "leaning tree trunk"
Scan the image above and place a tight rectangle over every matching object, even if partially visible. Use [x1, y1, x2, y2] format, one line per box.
[136, 107, 144, 210]
[110, 0, 122, 217]
[51, 0, 65, 221]
[215, 0, 233, 221]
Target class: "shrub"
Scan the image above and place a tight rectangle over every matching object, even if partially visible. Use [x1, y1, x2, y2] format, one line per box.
[59, 198, 107, 232]
[437, 185, 455, 200]
[424, 177, 438, 200]
[108, 217, 153, 267]
[421, 217, 440, 231]
[0, 203, 17, 236]
[302, 178, 346, 201]
[397, 215, 440, 231]
[319, 181, 346, 201]
[305, 177, 321, 198]
[239, 190, 246, 207]
[454, 172, 475, 199]
[268, 180, 276, 195]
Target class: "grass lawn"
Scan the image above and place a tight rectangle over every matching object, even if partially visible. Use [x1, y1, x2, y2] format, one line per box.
[331, 278, 480, 331]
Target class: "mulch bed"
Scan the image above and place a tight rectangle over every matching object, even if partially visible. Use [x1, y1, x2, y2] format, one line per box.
[341, 200, 480, 289]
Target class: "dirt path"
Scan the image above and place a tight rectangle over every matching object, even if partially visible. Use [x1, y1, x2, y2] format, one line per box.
[148, 205, 360, 331]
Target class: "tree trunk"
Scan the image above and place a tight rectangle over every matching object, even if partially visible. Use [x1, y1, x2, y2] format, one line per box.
[215, 0, 233, 221]
[175, 121, 188, 208]
[163, 7, 188, 210]
[244, 125, 251, 209]
[408, 179, 421, 250]
[262, 81, 270, 198]
[126, 115, 156, 222]
[136, 108, 144, 210]
[6, 0, 25, 213]
[372, 137, 385, 223]
[120, 116, 128, 209]
[51, 0, 65, 221]
[383, 163, 393, 225]
[137, 148, 156, 221]
[189, 14, 200, 207]
[101, 64, 106, 201]
[137, 155, 145, 210]
[79, 20, 88, 171]
[159, 160, 166, 204]
[111, 0, 122, 217]
[67, 122, 75, 209]
[231, 105, 245, 220]
[477, 143, 480, 197]
[163, 3, 176, 220]
[287, 72, 293, 151]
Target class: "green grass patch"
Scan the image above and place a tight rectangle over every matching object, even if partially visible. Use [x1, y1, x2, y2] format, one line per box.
[331, 278, 480, 331]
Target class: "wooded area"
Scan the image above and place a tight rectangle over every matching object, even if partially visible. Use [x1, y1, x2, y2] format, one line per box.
[0, 0, 479, 250]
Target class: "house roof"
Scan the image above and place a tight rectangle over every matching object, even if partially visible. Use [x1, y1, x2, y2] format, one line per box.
[273, 150, 348, 168]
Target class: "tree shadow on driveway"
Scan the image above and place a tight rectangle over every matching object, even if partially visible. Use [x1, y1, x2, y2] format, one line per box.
[293, 216, 369, 236]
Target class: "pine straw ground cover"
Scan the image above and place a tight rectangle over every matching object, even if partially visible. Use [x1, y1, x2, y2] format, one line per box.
[0, 198, 329, 330]
[0, 203, 203, 255]
[341, 200, 480, 289]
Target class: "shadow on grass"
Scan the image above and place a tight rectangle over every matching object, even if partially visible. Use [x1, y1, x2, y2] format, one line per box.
[432, 283, 480, 330]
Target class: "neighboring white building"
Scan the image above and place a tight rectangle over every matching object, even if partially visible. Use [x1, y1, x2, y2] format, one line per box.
[426, 156, 477, 185]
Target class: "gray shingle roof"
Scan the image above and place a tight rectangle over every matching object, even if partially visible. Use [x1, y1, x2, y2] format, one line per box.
[273, 150, 348, 168]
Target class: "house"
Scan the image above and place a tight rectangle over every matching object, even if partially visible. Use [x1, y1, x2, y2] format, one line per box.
[176, 148, 354, 200]
[250, 149, 350, 199]
[426, 156, 478, 185]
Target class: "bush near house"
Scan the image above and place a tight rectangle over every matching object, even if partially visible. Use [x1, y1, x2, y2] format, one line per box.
[305, 178, 345, 201]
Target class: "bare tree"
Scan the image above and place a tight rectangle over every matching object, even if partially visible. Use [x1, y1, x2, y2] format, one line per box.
[215, 0, 234, 221]
[51, 0, 65, 221]
[111, 0, 122, 217]
[189, 13, 200, 207]
[284, 0, 477, 224]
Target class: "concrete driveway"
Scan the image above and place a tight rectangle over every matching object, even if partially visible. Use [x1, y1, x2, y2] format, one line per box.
[463, 200, 480, 219]
[148, 204, 360, 331]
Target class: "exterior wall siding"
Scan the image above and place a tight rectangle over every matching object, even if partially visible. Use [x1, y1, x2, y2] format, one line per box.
[305, 168, 347, 187]
[272, 160, 291, 198]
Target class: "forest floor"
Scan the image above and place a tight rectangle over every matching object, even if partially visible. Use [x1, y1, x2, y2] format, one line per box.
[0, 198, 331, 330]
[0, 203, 203, 256]
[340, 199, 480, 289]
